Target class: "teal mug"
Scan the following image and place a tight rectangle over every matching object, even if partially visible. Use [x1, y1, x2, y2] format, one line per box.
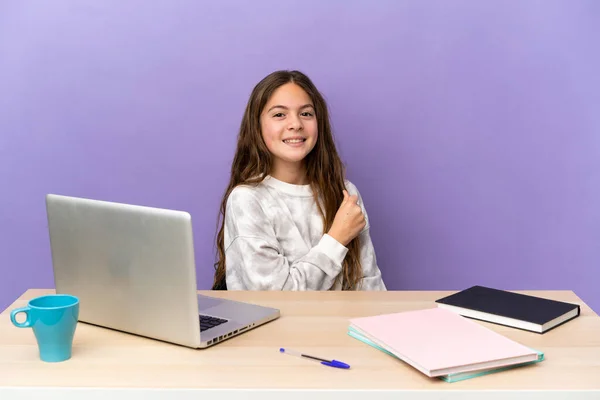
[10, 294, 79, 362]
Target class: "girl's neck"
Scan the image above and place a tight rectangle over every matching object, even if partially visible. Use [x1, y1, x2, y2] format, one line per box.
[270, 162, 308, 185]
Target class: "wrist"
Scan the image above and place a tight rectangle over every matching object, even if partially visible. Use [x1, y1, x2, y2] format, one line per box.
[327, 229, 348, 246]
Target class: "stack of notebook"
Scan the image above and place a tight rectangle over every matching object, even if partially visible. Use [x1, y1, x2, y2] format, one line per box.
[348, 307, 545, 383]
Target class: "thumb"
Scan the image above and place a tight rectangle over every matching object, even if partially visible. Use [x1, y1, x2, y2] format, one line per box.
[342, 190, 349, 203]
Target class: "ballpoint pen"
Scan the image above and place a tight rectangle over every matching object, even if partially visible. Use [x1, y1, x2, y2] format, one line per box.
[279, 347, 350, 369]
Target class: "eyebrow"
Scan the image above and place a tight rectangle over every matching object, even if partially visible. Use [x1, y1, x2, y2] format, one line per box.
[266, 104, 314, 113]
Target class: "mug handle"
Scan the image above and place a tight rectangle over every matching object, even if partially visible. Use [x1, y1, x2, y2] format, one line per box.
[10, 307, 32, 328]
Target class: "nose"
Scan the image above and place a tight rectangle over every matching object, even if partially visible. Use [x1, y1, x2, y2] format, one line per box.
[287, 114, 303, 131]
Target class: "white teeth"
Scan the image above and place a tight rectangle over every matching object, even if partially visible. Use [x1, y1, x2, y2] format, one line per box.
[284, 139, 304, 143]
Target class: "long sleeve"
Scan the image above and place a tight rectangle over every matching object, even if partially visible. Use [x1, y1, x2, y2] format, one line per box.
[224, 186, 347, 290]
[345, 182, 387, 291]
[357, 228, 387, 290]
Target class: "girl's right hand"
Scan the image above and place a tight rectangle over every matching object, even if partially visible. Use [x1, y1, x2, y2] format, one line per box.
[327, 190, 366, 246]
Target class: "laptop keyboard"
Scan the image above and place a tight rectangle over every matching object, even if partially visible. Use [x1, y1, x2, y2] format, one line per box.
[199, 315, 228, 332]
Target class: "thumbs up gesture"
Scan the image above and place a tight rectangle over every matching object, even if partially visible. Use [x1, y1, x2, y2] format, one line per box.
[327, 190, 366, 246]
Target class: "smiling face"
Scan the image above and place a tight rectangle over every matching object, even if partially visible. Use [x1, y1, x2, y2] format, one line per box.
[260, 82, 318, 180]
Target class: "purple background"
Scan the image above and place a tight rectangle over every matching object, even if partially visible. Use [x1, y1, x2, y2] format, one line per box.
[1, 1, 599, 313]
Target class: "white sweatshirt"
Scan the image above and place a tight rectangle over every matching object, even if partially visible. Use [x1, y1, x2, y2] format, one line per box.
[223, 175, 387, 291]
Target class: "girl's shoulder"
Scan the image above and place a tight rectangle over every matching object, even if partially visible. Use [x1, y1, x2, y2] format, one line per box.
[227, 180, 274, 210]
[343, 179, 362, 197]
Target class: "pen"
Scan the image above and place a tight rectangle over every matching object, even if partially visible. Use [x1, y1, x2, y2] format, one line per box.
[279, 347, 350, 369]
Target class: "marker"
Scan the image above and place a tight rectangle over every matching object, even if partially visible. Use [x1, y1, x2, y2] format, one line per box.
[279, 347, 350, 369]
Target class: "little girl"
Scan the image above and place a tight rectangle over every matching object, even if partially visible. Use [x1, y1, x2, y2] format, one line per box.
[212, 70, 386, 291]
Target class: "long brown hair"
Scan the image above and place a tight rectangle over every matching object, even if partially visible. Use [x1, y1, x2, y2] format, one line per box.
[212, 70, 363, 290]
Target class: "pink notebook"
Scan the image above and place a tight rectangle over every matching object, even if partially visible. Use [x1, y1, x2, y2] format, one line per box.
[349, 308, 539, 377]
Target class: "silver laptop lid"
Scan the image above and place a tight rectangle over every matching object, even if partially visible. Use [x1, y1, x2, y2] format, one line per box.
[46, 194, 202, 348]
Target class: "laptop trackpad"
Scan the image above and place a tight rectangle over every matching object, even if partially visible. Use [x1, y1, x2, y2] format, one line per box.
[198, 295, 266, 323]
[197, 295, 225, 310]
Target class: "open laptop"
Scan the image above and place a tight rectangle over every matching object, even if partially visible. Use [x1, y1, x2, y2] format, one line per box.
[45, 194, 280, 348]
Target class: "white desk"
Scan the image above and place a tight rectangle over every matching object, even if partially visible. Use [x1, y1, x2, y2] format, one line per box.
[2, 289, 599, 399]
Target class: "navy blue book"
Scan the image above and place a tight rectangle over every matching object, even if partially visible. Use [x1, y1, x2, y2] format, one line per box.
[435, 285, 580, 334]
